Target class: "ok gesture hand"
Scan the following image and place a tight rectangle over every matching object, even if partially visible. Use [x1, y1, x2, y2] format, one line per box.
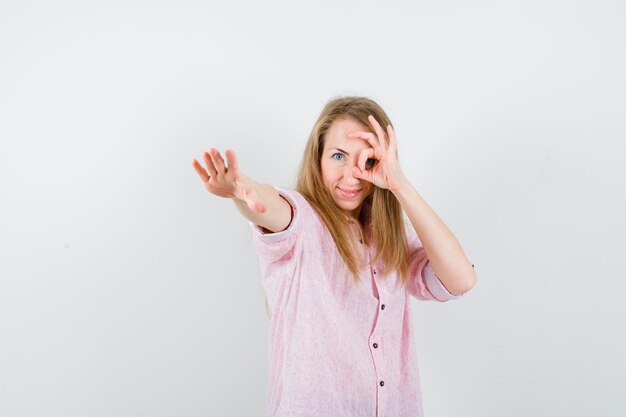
[348, 115, 407, 193]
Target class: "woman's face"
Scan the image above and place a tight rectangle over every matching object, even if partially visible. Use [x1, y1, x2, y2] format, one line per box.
[321, 117, 376, 219]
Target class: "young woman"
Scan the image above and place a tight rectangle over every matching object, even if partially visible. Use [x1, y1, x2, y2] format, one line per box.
[192, 96, 477, 417]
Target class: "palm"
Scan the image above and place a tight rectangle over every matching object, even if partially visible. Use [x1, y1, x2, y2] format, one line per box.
[204, 167, 242, 198]
[192, 148, 266, 213]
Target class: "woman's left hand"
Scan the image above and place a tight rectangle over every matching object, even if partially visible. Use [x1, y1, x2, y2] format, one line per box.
[348, 115, 407, 193]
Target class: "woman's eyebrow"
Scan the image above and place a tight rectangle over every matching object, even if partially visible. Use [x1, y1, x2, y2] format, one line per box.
[332, 147, 350, 156]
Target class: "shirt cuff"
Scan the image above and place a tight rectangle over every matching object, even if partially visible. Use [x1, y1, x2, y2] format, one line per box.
[422, 260, 471, 301]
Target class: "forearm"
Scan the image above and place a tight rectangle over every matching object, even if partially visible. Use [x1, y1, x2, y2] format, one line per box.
[233, 179, 292, 233]
[392, 179, 476, 295]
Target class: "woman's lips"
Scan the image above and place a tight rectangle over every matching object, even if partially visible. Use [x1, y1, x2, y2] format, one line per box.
[339, 188, 361, 199]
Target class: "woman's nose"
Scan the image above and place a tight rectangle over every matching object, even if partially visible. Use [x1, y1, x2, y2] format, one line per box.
[343, 166, 359, 185]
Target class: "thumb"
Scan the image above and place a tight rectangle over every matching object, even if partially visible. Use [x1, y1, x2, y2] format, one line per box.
[352, 167, 370, 182]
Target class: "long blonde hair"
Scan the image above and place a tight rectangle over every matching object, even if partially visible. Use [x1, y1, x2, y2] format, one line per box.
[296, 96, 411, 287]
[263, 96, 413, 319]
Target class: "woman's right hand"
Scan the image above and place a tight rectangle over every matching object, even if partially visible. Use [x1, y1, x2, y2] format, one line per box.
[192, 148, 267, 213]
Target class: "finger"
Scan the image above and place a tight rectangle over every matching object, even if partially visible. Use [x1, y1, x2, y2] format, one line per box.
[368, 115, 388, 151]
[211, 149, 226, 176]
[352, 166, 371, 183]
[203, 150, 218, 178]
[192, 159, 210, 183]
[347, 131, 379, 148]
[224, 149, 240, 174]
[358, 148, 376, 172]
[386, 124, 397, 152]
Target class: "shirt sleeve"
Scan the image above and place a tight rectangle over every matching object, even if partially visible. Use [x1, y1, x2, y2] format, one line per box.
[248, 187, 302, 263]
[404, 222, 469, 302]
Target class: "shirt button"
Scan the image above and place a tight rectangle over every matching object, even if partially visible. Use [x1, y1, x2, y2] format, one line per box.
[381, 304, 385, 310]
[373, 343, 378, 349]
[373, 269, 377, 274]
[380, 381, 385, 387]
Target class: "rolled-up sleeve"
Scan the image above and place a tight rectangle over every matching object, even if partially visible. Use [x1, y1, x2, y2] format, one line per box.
[422, 262, 464, 301]
[404, 222, 471, 302]
[248, 187, 301, 263]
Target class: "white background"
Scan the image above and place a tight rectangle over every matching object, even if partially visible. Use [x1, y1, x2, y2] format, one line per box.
[1, 1, 625, 416]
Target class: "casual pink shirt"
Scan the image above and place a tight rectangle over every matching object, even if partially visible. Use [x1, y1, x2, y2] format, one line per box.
[249, 187, 471, 417]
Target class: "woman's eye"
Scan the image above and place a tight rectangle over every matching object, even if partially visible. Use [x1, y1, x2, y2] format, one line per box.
[331, 153, 344, 161]
[366, 158, 376, 167]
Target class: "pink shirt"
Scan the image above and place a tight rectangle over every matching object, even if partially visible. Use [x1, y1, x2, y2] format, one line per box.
[249, 187, 471, 417]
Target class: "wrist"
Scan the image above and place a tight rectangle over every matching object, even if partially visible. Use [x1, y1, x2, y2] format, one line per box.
[390, 177, 414, 200]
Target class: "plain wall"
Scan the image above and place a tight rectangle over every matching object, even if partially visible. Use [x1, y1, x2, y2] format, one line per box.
[1, 0, 625, 416]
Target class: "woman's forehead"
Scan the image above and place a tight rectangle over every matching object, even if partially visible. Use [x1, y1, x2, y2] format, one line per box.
[323, 118, 373, 153]
[324, 136, 373, 155]
[329, 117, 369, 135]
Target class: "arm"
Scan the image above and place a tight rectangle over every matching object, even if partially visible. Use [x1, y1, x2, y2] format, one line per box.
[192, 148, 292, 234]
[232, 180, 292, 233]
[392, 179, 476, 296]
[348, 115, 476, 297]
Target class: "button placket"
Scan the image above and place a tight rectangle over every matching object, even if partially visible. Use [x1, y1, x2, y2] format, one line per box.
[364, 238, 387, 395]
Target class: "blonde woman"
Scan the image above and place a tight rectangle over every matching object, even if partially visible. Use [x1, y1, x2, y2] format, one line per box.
[192, 96, 477, 417]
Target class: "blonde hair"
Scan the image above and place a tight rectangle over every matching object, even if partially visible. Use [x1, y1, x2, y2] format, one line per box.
[297, 96, 411, 286]
[264, 96, 413, 319]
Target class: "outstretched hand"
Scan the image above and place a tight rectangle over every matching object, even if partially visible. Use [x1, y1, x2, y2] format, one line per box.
[192, 148, 267, 213]
[348, 115, 407, 193]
